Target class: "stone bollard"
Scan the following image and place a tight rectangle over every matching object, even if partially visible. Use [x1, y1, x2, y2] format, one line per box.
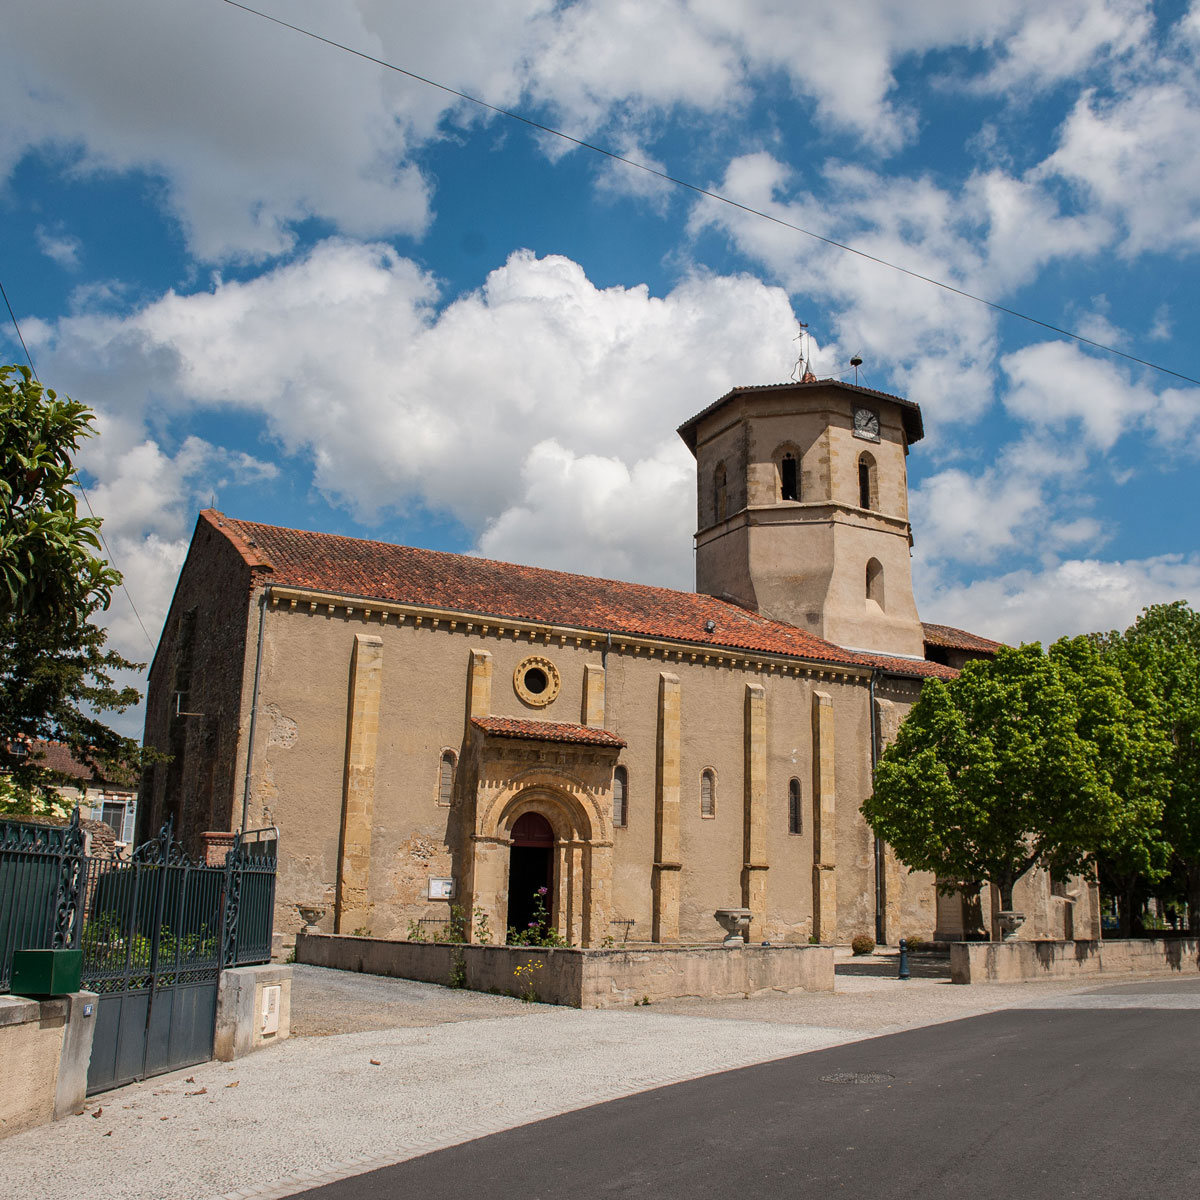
[898, 937, 911, 981]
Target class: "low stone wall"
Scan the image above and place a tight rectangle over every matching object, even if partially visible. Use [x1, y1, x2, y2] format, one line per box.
[214, 964, 294, 1060]
[0, 991, 97, 1139]
[951, 937, 1200, 984]
[297, 934, 833, 1007]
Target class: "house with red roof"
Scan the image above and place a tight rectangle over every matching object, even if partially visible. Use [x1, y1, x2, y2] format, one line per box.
[141, 376, 1093, 948]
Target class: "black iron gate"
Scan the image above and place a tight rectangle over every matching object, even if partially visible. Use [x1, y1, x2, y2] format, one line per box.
[0, 813, 277, 1095]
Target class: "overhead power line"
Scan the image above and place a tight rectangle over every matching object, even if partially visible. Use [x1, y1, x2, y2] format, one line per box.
[221, 0, 1200, 390]
[1, 280, 157, 654]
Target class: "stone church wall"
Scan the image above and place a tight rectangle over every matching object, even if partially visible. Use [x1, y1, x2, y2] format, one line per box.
[141, 516, 262, 853]
[235, 590, 936, 946]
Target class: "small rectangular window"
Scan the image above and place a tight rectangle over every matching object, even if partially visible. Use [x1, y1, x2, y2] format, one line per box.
[781, 456, 798, 502]
[700, 770, 715, 818]
[438, 752, 456, 806]
[613, 766, 627, 828]
[102, 801, 126, 837]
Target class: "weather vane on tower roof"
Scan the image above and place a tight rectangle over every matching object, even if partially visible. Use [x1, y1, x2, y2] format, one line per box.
[791, 322, 817, 383]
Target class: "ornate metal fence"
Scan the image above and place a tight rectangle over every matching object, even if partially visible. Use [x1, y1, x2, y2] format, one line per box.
[0, 813, 277, 1092]
[0, 812, 85, 991]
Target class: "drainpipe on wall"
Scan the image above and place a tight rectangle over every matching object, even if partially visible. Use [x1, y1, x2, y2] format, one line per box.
[239, 586, 270, 834]
[870, 669, 885, 945]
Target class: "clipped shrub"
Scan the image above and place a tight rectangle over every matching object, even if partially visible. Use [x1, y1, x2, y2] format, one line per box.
[904, 935, 925, 952]
[850, 933, 875, 956]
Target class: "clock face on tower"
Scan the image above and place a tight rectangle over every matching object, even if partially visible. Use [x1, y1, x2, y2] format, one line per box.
[853, 406, 880, 441]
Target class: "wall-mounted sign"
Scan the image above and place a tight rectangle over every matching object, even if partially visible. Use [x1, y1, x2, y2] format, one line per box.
[429, 877, 454, 900]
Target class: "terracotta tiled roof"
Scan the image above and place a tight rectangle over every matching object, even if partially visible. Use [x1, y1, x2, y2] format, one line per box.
[677, 378, 924, 450]
[921, 622, 1003, 654]
[16, 740, 137, 789]
[471, 717, 626, 748]
[202, 511, 865, 668]
[852, 653, 958, 681]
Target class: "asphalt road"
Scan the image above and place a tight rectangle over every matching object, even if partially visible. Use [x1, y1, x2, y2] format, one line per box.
[295, 992, 1200, 1200]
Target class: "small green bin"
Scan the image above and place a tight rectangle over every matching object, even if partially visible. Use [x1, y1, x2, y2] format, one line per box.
[10, 948, 83, 996]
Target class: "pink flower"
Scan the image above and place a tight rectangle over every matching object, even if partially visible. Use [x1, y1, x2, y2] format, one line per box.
[537, 886, 548, 895]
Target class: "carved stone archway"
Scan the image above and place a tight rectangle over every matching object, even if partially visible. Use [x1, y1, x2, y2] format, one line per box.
[462, 735, 619, 947]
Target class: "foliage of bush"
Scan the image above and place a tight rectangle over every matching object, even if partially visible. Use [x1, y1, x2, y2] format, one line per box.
[850, 934, 875, 956]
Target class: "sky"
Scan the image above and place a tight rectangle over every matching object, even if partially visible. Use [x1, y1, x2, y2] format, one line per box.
[4, 0, 1200, 738]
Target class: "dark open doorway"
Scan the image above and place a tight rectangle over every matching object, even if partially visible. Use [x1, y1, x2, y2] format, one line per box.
[507, 812, 554, 940]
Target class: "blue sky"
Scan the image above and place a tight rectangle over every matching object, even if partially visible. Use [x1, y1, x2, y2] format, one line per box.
[4, 1, 1200, 735]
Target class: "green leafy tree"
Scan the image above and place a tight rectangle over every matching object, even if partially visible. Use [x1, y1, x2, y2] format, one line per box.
[1103, 602, 1200, 932]
[0, 365, 146, 809]
[863, 642, 1157, 929]
[1, 364, 120, 625]
[1052, 635, 1172, 935]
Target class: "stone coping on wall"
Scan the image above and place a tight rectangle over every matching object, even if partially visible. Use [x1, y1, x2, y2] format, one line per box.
[950, 937, 1200, 985]
[296, 934, 834, 1008]
[0, 991, 97, 1139]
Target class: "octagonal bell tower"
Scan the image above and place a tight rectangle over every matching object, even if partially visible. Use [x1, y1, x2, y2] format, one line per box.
[677, 378, 926, 658]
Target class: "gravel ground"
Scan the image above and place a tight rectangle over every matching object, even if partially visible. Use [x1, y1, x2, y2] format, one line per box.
[288, 964, 534, 1036]
[7, 962, 1197, 1200]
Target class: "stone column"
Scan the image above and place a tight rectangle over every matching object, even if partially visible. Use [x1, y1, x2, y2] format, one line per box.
[653, 672, 682, 942]
[582, 663, 606, 728]
[335, 633, 383, 934]
[554, 839, 571, 942]
[742, 682, 769, 941]
[811, 689, 837, 942]
[567, 840, 585, 946]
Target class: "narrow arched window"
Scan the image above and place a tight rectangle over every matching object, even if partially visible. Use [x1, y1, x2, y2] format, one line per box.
[858, 452, 877, 510]
[714, 463, 728, 523]
[781, 453, 798, 502]
[788, 779, 802, 834]
[437, 750, 456, 807]
[613, 766, 628, 828]
[866, 558, 884, 608]
[700, 769, 716, 818]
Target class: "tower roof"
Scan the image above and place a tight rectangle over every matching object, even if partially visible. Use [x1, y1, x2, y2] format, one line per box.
[676, 378, 924, 453]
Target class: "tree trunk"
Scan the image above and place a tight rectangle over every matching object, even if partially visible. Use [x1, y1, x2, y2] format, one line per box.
[1118, 880, 1137, 939]
[1188, 863, 1200, 935]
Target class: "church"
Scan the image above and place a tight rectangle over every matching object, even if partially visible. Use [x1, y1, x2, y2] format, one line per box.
[141, 375, 1092, 946]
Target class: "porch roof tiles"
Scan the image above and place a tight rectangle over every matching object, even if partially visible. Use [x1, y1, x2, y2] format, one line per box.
[471, 717, 627, 748]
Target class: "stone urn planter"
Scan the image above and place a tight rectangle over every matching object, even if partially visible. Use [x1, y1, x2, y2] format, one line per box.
[997, 910, 1026, 941]
[713, 908, 752, 946]
[298, 904, 326, 934]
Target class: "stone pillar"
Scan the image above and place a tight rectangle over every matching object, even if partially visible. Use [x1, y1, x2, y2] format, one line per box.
[811, 689, 837, 942]
[460, 648, 494, 940]
[583, 842, 613, 948]
[874, 696, 903, 943]
[653, 672, 682, 942]
[582, 663, 606, 727]
[335, 634, 384, 934]
[742, 682, 768, 941]
[466, 648, 493, 723]
[554, 839, 570, 941]
[469, 835, 509, 943]
[566, 840, 585, 946]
